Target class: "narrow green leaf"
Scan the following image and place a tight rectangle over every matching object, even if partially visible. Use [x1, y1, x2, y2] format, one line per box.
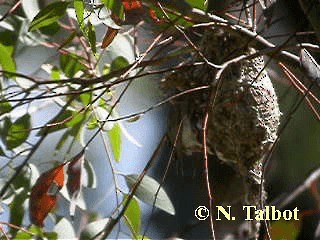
[125, 174, 175, 215]
[102, 0, 124, 20]
[0, 43, 16, 78]
[108, 123, 121, 161]
[87, 20, 96, 54]
[110, 56, 129, 72]
[28, 1, 70, 32]
[124, 195, 141, 236]
[6, 114, 31, 150]
[74, 0, 85, 30]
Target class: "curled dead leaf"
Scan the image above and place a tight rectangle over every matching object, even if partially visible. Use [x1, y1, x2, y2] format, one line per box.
[29, 164, 65, 226]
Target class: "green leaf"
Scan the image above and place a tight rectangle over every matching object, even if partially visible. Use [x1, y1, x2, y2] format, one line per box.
[10, 190, 28, 237]
[60, 53, 86, 78]
[125, 174, 175, 215]
[0, 43, 16, 78]
[65, 111, 86, 128]
[79, 92, 92, 106]
[80, 218, 110, 239]
[38, 21, 61, 36]
[51, 66, 61, 80]
[6, 114, 31, 150]
[0, 117, 11, 143]
[74, 0, 85, 30]
[86, 115, 99, 130]
[28, 1, 70, 32]
[124, 195, 141, 236]
[102, 0, 124, 20]
[87, 21, 96, 54]
[0, 100, 12, 114]
[110, 56, 129, 72]
[14, 225, 42, 239]
[136, 235, 151, 240]
[0, 30, 15, 55]
[186, 0, 206, 11]
[108, 123, 121, 161]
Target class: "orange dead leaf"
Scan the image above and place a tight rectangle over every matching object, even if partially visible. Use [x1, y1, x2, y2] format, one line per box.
[29, 164, 65, 227]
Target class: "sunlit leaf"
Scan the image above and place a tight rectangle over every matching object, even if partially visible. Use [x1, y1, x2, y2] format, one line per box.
[108, 122, 122, 161]
[51, 66, 60, 80]
[28, 1, 70, 32]
[300, 48, 320, 85]
[6, 114, 30, 150]
[0, 43, 16, 78]
[124, 195, 141, 236]
[79, 92, 92, 106]
[74, 0, 85, 30]
[125, 174, 175, 215]
[65, 111, 86, 128]
[29, 164, 65, 226]
[14, 225, 58, 240]
[86, 114, 99, 130]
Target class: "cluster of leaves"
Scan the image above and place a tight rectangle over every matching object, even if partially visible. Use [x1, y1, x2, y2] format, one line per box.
[0, 0, 185, 239]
